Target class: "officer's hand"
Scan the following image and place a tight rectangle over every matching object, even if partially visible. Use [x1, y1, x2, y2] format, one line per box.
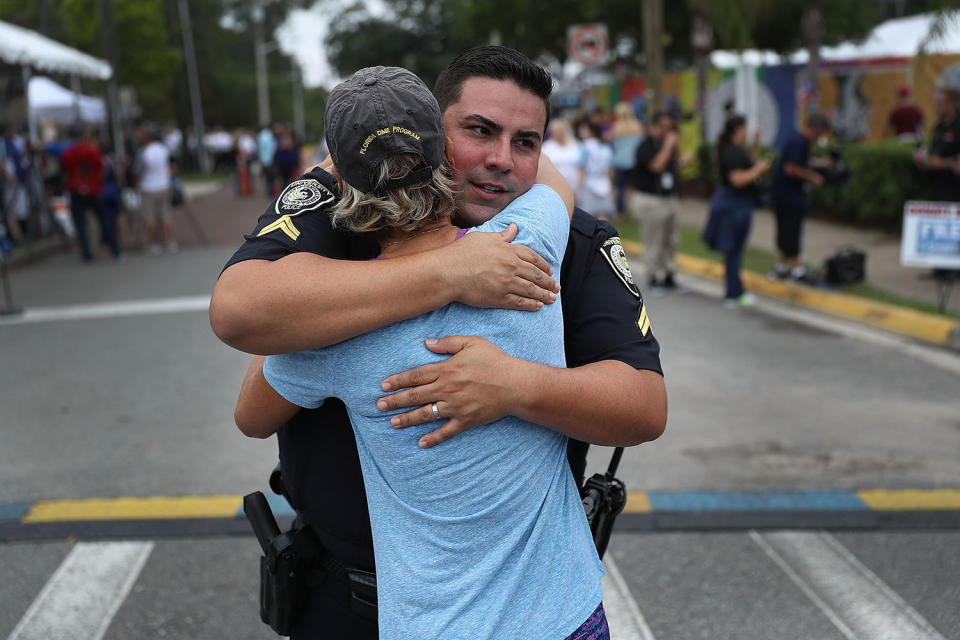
[377, 336, 518, 448]
[439, 224, 559, 311]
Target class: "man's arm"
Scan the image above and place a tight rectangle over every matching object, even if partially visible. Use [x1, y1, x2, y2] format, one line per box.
[647, 132, 677, 173]
[783, 161, 824, 187]
[234, 356, 300, 438]
[377, 336, 666, 448]
[211, 228, 559, 355]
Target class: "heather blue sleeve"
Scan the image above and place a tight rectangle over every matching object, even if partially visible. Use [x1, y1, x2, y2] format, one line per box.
[263, 351, 334, 409]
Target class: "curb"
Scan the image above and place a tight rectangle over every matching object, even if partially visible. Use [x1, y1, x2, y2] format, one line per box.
[2, 489, 957, 524]
[621, 240, 960, 351]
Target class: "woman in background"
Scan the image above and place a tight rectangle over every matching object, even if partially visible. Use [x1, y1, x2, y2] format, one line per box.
[702, 115, 770, 307]
[607, 102, 644, 218]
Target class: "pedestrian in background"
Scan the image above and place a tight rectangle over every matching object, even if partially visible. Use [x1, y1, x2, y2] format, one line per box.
[273, 126, 301, 188]
[607, 102, 645, 218]
[703, 115, 770, 307]
[136, 125, 177, 254]
[884, 84, 925, 142]
[257, 123, 278, 197]
[541, 118, 582, 193]
[915, 87, 960, 202]
[768, 113, 831, 281]
[627, 111, 681, 291]
[61, 127, 123, 262]
[575, 119, 615, 219]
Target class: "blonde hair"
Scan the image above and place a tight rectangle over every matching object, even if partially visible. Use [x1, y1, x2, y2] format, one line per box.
[613, 102, 637, 121]
[332, 154, 458, 234]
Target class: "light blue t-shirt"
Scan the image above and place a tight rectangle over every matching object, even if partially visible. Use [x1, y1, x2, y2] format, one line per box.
[264, 184, 604, 640]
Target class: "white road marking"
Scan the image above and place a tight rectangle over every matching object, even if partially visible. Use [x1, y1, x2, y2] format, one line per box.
[750, 531, 947, 640]
[0, 295, 211, 326]
[7, 541, 154, 640]
[603, 555, 657, 640]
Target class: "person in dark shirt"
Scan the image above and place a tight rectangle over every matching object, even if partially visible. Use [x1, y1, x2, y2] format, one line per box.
[885, 84, 925, 141]
[768, 113, 831, 280]
[702, 115, 770, 306]
[626, 111, 681, 291]
[916, 87, 960, 202]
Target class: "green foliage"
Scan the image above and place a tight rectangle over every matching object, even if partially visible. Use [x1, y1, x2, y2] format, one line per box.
[813, 142, 929, 230]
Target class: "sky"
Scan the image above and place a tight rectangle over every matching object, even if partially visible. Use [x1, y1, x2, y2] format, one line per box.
[275, 1, 388, 89]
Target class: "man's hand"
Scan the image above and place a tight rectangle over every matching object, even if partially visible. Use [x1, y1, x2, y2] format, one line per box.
[438, 225, 559, 311]
[377, 336, 518, 448]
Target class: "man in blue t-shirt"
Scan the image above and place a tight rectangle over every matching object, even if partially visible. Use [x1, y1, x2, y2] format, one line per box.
[769, 113, 831, 280]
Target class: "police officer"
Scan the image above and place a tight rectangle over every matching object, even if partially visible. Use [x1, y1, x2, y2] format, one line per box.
[212, 46, 666, 638]
[916, 86, 960, 203]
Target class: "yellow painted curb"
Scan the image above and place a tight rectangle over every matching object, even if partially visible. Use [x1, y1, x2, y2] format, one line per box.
[621, 240, 959, 348]
[858, 489, 960, 511]
[22, 495, 243, 522]
[624, 492, 652, 513]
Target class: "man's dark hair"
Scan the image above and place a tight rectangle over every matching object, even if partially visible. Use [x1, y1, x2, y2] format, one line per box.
[433, 45, 553, 132]
[651, 111, 675, 127]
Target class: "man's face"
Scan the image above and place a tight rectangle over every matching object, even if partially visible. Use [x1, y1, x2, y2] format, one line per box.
[442, 77, 547, 226]
[933, 90, 957, 121]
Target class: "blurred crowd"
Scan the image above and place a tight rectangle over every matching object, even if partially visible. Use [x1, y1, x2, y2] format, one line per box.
[0, 119, 318, 263]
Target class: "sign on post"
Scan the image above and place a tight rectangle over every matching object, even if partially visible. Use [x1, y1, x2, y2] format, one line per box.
[900, 201, 960, 269]
[568, 24, 608, 66]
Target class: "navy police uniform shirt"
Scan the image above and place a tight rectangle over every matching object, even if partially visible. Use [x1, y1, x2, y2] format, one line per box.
[221, 167, 663, 571]
[770, 131, 811, 211]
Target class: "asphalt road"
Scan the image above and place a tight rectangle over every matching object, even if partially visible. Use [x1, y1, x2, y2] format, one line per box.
[1, 189, 958, 639]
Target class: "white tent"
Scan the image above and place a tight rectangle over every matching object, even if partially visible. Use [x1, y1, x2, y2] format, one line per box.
[711, 12, 960, 69]
[0, 20, 111, 79]
[28, 76, 106, 125]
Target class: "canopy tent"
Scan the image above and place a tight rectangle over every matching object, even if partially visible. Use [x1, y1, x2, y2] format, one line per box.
[711, 12, 960, 69]
[0, 20, 111, 80]
[28, 76, 106, 125]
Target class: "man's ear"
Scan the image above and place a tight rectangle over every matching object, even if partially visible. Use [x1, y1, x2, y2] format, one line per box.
[444, 135, 456, 169]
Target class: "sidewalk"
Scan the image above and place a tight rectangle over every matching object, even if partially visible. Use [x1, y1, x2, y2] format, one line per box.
[636, 197, 960, 351]
[675, 197, 960, 316]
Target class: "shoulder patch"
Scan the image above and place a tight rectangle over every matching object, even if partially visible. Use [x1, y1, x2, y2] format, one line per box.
[598, 237, 640, 298]
[275, 178, 336, 217]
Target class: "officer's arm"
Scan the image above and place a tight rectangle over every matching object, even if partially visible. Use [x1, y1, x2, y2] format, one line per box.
[234, 356, 299, 438]
[378, 337, 666, 448]
[211, 229, 558, 355]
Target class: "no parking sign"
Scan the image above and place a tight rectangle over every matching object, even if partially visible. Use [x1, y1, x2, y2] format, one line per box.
[568, 23, 608, 66]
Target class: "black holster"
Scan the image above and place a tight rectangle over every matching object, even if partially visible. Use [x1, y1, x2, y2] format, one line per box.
[580, 447, 628, 559]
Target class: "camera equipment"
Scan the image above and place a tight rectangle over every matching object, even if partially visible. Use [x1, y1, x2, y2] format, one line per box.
[580, 448, 628, 559]
[815, 147, 851, 184]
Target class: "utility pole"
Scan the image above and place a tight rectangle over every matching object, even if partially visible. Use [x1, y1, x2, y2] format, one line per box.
[253, 3, 272, 128]
[642, 0, 664, 121]
[177, 0, 209, 172]
[291, 62, 305, 141]
[100, 0, 124, 163]
[802, 0, 823, 115]
[690, 4, 713, 142]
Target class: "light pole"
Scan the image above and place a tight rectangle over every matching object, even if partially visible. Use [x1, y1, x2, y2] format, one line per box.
[177, 0, 209, 173]
[252, 3, 277, 128]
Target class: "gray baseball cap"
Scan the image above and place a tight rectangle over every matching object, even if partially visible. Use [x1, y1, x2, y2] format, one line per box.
[325, 66, 445, 194]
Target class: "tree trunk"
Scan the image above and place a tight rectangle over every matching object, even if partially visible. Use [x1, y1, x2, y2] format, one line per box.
[642, 0, 664, 120]
[802, 0, 823, 115]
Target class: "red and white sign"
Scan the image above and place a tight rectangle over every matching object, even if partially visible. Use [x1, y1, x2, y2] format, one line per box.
[568, 23, 608, 66]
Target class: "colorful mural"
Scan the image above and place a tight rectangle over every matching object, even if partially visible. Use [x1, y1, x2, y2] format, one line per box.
[592, 53, 960, 152]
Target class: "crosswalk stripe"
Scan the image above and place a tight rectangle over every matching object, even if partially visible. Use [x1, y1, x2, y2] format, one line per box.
[750, 531, 947, 640]
[6, 541, 154, 640]
[0, 296, 211, 326]
[602, 555, 657, 640]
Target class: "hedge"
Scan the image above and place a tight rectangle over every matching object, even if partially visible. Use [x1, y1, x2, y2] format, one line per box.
[694, 141, 932, 232]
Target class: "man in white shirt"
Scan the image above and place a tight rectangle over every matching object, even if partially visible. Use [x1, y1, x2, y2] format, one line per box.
[137, 125, 176, 253]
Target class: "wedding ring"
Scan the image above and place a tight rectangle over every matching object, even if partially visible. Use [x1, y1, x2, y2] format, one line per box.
[431, 402, 441, 420]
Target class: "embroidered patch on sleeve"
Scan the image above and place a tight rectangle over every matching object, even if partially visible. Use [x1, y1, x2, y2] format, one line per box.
[274, 178, 336, 217]
[598, 237, 640, 298]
